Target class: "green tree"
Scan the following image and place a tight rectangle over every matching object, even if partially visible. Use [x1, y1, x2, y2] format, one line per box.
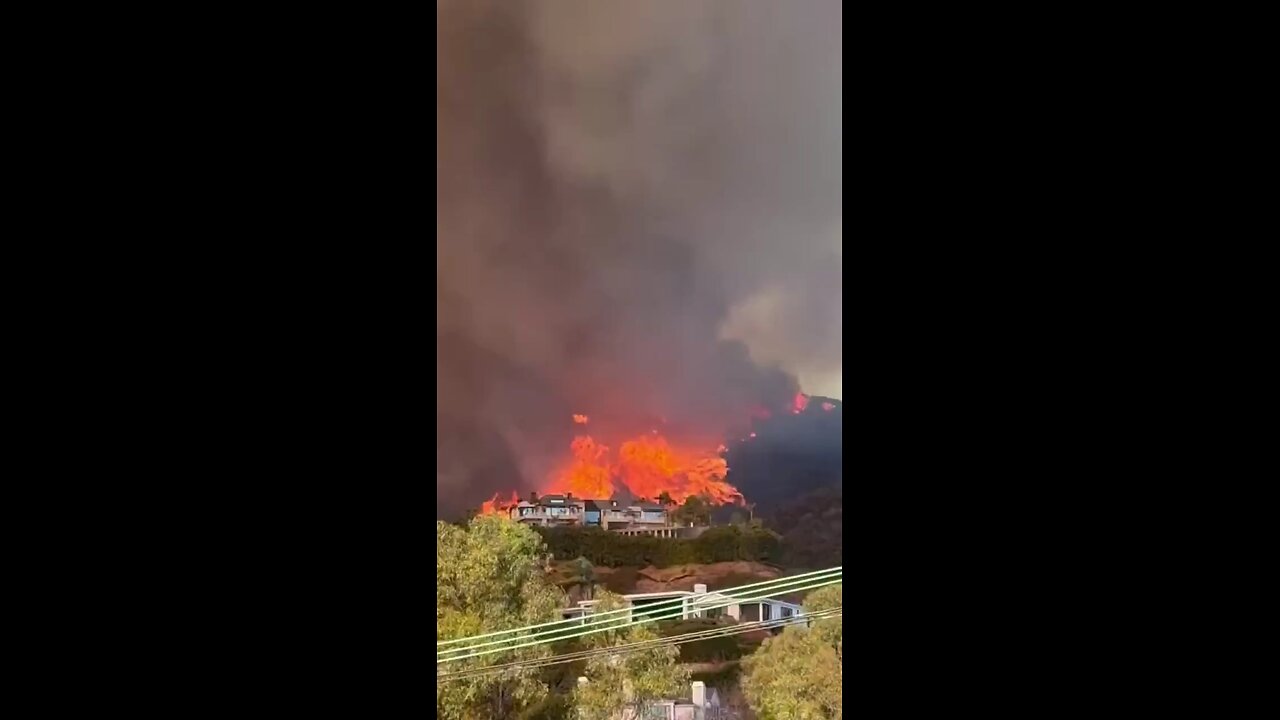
[570, 556, 595, 601]
[802, 584, 842, 655]
[574, 591, 689, 720]
[437, 516, 565, 720]
[672, 495, 710, 526]
[741, 583, 842, 720]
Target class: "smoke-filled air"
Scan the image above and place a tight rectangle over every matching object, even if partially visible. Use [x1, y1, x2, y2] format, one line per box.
[437, 0, 842, 519]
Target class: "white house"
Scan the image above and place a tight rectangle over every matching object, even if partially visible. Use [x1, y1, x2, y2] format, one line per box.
[561, 583, 805, 625]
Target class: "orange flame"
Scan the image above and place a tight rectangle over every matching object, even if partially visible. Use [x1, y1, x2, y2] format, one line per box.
[547, 436, 615, 498]
[480, 398, 826, 513]
[618, 435, 737, 504]
[544, 430, 741, 506]
[479, 490, 521, 516]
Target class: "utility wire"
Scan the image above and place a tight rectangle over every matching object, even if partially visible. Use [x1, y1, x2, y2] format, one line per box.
[438, 609, 842, 681]
[438, 575, 841, 662]
[438, 570, 841, 659]
[438, 574, 841, 663]
[440, 608, 842, 680]
[439, 577, 842, 663]
[437, 566, 842, 647]
[438, 607, 843, 682]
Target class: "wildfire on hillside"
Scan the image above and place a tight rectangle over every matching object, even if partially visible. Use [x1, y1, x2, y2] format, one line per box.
[543, 428, 739, 505]
[478, 391, 840, 516]
[479, 490, 521, 515]
[476, 413, 744, 515]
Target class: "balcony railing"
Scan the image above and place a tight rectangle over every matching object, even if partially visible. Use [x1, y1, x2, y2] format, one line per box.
[513, 509, 580, 520]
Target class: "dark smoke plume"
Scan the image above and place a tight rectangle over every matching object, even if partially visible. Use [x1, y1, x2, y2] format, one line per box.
[437, 0, 842, 517]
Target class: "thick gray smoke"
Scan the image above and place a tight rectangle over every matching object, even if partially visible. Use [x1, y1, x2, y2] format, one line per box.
[437, 0, 842, 517]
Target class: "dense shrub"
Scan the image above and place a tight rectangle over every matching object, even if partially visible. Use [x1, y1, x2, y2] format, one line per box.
[534, 525, 782, 567]
[660, 618, 744, 662]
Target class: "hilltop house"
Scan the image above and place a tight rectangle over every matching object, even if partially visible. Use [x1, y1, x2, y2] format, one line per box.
[509, 493, 699, 537]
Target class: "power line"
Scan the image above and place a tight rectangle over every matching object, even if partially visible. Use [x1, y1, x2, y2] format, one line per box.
[438, 607, 843, 682]
[438, 570, 841, 659]
[442, 608, 842, 680]
[439, 611, 842, 682]
[438, 574, 840, 662]
[437, 566, 842, 647]
[440, 571, 839, 661]
[438, 576, 841, 663]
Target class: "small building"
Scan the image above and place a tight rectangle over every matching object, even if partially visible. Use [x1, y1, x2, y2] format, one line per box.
[561, 583, 805, 625]
[576, 679, 724, 719]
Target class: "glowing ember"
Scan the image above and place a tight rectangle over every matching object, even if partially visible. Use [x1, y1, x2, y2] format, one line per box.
[822, 401, 835, 412]
[572, 414, 589, 424]
[793, 392, 808, 414]
[749, 431, 757, 438]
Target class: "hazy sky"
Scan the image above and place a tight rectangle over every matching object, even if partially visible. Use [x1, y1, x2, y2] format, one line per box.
[437, 0, 842, 513]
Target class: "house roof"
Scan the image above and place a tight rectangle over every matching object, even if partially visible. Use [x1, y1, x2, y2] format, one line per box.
[582, 500, 601, 511]
[635, 502, 666, 511]
[538, 494, 569, 505]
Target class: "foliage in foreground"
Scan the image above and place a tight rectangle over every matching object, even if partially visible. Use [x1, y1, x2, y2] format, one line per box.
[573, 591, 689, 720]
[741, 583, 843, 719]
[436, 516, 564, 720]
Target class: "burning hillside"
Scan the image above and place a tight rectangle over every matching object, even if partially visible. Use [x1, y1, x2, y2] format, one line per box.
[549, 429, 737, 504]
[478, 415, 739, 515]
[435, 1, 841, 520]
[476, 392, 843, 516]
[480, 490, 521, 515]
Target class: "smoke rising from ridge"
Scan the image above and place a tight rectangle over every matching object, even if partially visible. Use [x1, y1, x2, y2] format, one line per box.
[437, 0, 842, 517]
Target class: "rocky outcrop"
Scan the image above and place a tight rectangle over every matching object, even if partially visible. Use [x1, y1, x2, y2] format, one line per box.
[632, 561, 784, 593]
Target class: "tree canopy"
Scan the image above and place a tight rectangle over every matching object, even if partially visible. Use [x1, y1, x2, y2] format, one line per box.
[740, 583, 842, 719]
[574, 591, 689, 720]
[436, 516, 564, 719]
[671, 494, 712, 526]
